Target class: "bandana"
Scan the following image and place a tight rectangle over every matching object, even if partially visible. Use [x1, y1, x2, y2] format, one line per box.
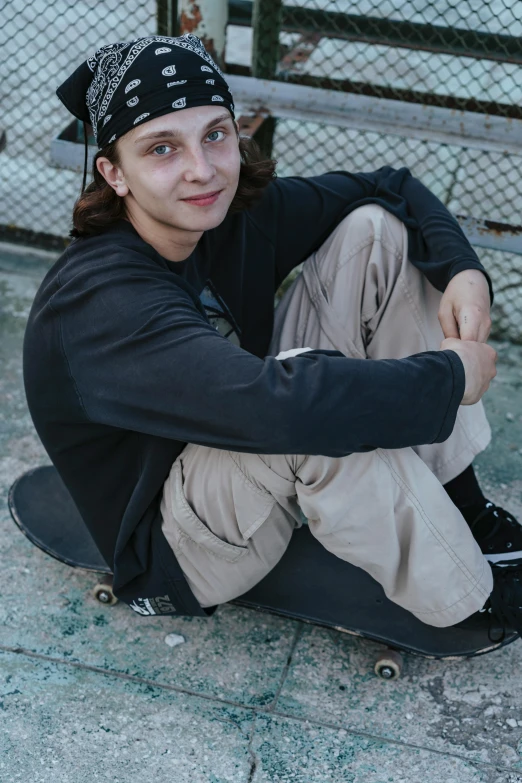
[56, 33, 235, 149]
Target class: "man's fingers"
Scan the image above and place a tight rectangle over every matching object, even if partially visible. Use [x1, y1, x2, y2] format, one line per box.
[438, 306, 460, 339]
[458, 318, 480, 342]
[477, 316, 492, 344]
[458, 307, 491, 342]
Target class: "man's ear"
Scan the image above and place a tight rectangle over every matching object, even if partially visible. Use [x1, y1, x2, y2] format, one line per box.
[96, 157, 129, 197]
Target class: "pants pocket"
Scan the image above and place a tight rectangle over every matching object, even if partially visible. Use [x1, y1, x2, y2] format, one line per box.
[228, 455, 277, 541]
[169, 460, 249, 563]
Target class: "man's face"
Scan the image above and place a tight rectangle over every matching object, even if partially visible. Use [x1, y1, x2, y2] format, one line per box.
[104, 105, 241, 238]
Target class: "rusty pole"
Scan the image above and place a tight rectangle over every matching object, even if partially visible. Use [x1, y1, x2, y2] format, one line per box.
[177, 1, 229, 70]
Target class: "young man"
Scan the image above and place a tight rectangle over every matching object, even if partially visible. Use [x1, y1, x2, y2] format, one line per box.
[24, 33, 522, 636]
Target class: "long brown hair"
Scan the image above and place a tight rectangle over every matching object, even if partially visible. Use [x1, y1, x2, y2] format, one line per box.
[70, 134, 277, 238]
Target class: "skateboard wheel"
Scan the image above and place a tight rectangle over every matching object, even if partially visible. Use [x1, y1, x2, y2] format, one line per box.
[92, 582, 118, 606]
[374, 650, 403, 680]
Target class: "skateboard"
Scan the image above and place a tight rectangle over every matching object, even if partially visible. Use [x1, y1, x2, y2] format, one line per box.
[8, 464, 519, 679]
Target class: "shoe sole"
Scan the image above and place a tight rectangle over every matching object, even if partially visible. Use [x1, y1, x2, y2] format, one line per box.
[485, 551, 522, 565]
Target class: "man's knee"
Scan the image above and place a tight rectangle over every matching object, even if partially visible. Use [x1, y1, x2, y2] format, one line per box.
[336, 203, 406, 256]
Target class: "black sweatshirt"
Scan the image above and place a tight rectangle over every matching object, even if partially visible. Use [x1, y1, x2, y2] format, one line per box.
[23, 166, 492, 618]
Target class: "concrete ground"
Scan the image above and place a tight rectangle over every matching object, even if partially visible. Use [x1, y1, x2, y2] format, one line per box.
[2, 241, 522, 783]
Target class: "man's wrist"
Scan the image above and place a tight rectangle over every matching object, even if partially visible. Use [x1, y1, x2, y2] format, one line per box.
[448, 264, 494, 305]
[440, 348, 467, 404]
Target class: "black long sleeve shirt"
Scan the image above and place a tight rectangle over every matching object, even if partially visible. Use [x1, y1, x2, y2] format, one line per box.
[23, 166, 491, 617]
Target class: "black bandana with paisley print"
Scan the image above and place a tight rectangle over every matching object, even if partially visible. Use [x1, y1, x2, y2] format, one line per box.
[56, 33, 235, 149]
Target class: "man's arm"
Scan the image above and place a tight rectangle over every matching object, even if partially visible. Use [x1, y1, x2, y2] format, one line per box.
[399, 175, 494, 342]
[251, 167, 493, 305]
[399, 175, 493, 302]
[54, 263, 467, 457]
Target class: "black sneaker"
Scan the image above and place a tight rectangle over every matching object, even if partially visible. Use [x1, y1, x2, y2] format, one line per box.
[458, 564, 522, 644]
[485, 562, 522, 639]
[470, 501, 522, 565]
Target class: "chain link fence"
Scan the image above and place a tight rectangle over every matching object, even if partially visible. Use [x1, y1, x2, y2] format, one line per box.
[2, 0, 522, 339]
[230, 0, 522, 341]
[1, 0, 158, 248]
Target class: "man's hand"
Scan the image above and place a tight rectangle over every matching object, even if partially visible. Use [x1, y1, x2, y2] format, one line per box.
[441, 338, 497, 404]
[438, 269, 491, 342]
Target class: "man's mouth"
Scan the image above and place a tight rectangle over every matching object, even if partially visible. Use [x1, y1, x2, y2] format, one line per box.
[182, 190, 222, 206]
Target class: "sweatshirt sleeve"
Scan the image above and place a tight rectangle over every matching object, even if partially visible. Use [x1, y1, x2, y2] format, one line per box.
[257, 167, 493, 303]
[60, 262, 465, 457]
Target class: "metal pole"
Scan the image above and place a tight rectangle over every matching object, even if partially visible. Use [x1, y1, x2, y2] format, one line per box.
[251, 0, 283, 157]
[157, 0, 177, 36]
[252, 0, 283, 79]
[177, 0, 229, 69]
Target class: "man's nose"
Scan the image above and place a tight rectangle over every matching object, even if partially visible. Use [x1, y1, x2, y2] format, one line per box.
[184, 145, 215, 181]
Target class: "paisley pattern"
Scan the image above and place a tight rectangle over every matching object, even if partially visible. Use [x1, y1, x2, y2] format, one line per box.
[93, 38, 156, 129]
[172, 33, 224, 77]
[77, 33, 233, 146]
[125, 79, 141, 93]
[86, 41, 130, 135]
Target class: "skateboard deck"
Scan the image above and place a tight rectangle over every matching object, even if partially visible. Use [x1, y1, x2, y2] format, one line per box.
[9, 465, 519, 678]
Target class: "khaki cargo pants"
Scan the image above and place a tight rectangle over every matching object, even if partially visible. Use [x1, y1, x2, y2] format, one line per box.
[160, 205, 494, 627]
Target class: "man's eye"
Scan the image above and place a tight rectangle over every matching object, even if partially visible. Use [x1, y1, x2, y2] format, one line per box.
[207, 130, 225, 142]
[152, 144, 172, 155]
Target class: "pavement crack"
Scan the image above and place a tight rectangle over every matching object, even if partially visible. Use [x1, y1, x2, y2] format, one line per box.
[0, 644, 254, 712]
[4, 644, 522, 777]
[246, 714, 259, 783]
[262, 622, 304, 713]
